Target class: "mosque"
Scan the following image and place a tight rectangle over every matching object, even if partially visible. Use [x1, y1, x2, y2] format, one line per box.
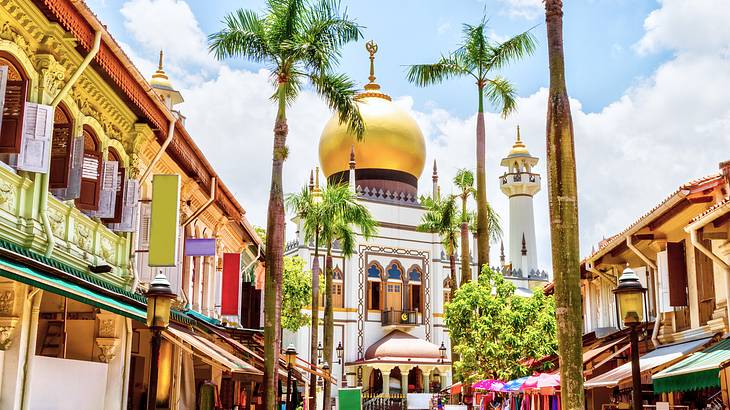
[284, 41, 549, 398]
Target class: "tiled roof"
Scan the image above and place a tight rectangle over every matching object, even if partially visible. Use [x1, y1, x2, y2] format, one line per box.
[583, 173, 724, 263]
[690, 195, 730, 223]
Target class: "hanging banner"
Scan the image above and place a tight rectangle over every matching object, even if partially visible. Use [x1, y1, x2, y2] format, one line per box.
[184, 238, 216, 257]
[221, 253, 241, 315]
[149, 174, 180, 267]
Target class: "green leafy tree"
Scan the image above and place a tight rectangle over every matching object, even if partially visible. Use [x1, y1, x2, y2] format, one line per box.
[454, 169, 475, 284]
[544, 1, 583, 408]
[407, 17, 536, 270]
[318, 184, 376, 408]
[282, 256, 313, 331]
[445, 267, 557, 382]
[209, 1, 364, 406]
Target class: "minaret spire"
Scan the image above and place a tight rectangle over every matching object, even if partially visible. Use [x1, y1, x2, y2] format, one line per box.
[432, 160, 439, 201]
[308, 169, 314, 192]
[365, 40, 379, 90]
[158, 50, 164, 70]
[521, 233, 527, 256]
[348, 145, 356, 193]
[500, 240, 506, 266]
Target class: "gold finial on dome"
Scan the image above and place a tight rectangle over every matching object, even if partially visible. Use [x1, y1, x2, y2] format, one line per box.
[151, 50, 172, 89]
[357, 40, 391, 101]
[508, 125, 530, 156]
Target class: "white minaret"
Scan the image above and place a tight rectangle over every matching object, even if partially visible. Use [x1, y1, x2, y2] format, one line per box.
[499, 127, 541, 276]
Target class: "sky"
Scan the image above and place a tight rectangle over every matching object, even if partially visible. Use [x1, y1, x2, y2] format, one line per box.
[86, 0, 730, 271]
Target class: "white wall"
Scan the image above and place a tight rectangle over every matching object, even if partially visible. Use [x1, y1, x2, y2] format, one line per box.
[28, 356, 108, 410]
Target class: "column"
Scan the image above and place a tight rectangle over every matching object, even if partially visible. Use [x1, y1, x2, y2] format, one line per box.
[382, 371, 391, 395]
[421, 366, 434, 394]
[192, 256, 201, 311]
[201, 256, 212, 315]
[0, 282, 27, 410]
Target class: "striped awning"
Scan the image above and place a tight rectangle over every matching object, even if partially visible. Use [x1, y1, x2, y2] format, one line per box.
[653, 338, 730, 393]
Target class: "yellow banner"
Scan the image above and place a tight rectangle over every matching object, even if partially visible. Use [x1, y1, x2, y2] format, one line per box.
[149, 174, 180, 266]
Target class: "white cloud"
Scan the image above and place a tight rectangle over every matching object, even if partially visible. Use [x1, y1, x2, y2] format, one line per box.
[635, 0, 730, 56]
[496, 0, 543, 20]
[115, 0, 730, 272]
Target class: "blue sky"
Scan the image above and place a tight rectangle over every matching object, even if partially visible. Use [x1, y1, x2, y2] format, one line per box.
[86, 0, 730, 271]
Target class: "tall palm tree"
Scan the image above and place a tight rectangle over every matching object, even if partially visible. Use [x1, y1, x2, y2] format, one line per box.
[285, 178, 324, 410]
[406, 17, 535, 270]
[209, 2, 364, 407]
[318, 184, 376, 409]
[544, 1, 583, 408]
[454, 169, 475, 283]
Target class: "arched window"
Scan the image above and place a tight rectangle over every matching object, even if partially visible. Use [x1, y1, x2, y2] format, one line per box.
[332, 265, 343, 308]
[49, 103, 75, 191]
[407, 265, 423, 313]
[0, 52, 29, 156]
[385, 261, 404, 311]
[75, 126, 102, 210]
[387, 262, 403, 281]
[366, 262, 383, 311]
[101, 147, 126, 223]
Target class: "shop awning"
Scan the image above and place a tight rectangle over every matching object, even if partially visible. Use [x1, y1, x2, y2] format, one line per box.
[652, 338, 730, 393]
[584, 337, 710, 389]
[0, 255, 146, 321]
[164, 327, 261, 375]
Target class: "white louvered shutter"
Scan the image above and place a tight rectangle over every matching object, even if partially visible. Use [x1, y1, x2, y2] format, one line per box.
[657, 250, 671, 313]
[17, 102, 53, 173]
[111, 179, 139, 232]
[94, 160, 118, 218]
[139, 201, 152, 249]
[0, 66, 7, 134]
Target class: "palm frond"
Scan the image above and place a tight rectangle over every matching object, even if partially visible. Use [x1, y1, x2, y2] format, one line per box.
[296, 0, 362, 73]
[406, 55, 467, 87]
[462, 21, 489, 74]
[208, 9, 270, 62]
[487, 29, 537, 71]
[266, 0, 306, 46]
[309, 72, 365, 138]
[484, 76, 517, 117]
[453, 168, 475, 192]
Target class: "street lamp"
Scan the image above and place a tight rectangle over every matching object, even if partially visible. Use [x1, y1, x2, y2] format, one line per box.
[146, 271, 176, 410]
[321, 361, 330, 386]
[317, 341, 323, 364]
[613, 266, 647, 410]
[285, 344, 297, 409]
[336, 341, 344, 365]
[439, 341, 447, 363]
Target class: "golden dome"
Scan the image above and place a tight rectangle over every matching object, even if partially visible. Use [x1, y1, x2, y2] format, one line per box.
[318, 41, 426, 180]
[150, 51, 173, 90]
[508, 125, 531, 157]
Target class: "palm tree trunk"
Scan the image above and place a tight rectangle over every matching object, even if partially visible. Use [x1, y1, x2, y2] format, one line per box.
[309, 230, 321, 410]
[475, 87, 491, 269]
[544, 1, 583, 409]
[322, 246, 334, 410]
[263, 83, 288, 410]
[460, 195, 471, 284]
[449, 250, 458, 380]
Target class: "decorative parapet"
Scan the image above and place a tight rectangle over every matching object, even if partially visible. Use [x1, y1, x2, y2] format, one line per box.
[491, 266, 549, 281]
[356, 186, 419, 206]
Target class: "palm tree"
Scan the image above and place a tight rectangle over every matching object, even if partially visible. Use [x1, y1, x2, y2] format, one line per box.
[454, 169, 475, 283]
[209, 2, 364, 407]
[406, 17, 535, 271]
[318, 184, 376, 409]
[544, 1, 583, 409]
[285, 177, 324, 410]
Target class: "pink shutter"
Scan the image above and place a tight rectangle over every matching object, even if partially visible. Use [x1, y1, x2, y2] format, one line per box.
[17, 102, 53, 173]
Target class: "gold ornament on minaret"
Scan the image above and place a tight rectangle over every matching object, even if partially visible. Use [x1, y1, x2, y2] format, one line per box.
[318, 41, 425, 182]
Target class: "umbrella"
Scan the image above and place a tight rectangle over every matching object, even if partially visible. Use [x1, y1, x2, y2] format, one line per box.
[536, 373, 560, 389]
[520, 374, 539, 391]
[472, 379, 504, 391]
[502, 377, 528, 392]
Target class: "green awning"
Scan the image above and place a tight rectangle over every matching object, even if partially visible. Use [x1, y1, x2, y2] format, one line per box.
[0, 256, 146, 321]
[653, 338, 730, 393]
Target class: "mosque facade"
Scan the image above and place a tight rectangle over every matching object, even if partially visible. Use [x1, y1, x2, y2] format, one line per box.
[285, 42, 548, 399]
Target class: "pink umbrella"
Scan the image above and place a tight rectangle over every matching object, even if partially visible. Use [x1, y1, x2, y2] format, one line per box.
[472, 379, 505, 391]
[536, 373, 560, 389]
[520, 374, 539, 391]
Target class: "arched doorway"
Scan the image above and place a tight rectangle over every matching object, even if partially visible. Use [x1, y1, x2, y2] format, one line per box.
[389, 367, 402, 394]
[407, 367, 423, 393]
[368, 369, 383, 394]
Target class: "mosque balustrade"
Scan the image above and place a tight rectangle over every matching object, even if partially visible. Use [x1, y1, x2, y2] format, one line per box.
[0, 165, 131, 285]
[381, 309, 419, 327]
[500, 172, 541, 185]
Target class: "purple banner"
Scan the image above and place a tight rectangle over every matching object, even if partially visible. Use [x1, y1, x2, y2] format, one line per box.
[184, 238, 216, 256]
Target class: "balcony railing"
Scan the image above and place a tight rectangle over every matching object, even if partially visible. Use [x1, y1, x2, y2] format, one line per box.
[0, 165, 130, 285]
[381, 309, 419, 327]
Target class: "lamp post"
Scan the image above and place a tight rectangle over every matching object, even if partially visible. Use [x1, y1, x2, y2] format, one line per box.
[146, 271, 176, 410]
[613, 266, 647, 410]
[439, 341, 447, 363]
[285, 344, 297, 409]
[317, 341, 323, 364]
[336, 341, 344, 386]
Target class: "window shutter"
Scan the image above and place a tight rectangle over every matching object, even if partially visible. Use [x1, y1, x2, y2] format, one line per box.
[0, 67, 25, 154]
[76, 149, 102, 210]
[49, 124, 73, 188]
[111, 179, 139, 232]
[139, 201, 152, 249]
[0, 66, 6, 136]
[102, 167, 126, 224]
[93, 160, 118, 218]
[667, 241, 688, 307]
[17, 102, 53, 173]
[656, 250, 671, 313]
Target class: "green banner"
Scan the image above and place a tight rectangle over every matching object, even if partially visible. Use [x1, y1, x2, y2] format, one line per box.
[149, 174, 181, 266]
[338, 387, 362, 410]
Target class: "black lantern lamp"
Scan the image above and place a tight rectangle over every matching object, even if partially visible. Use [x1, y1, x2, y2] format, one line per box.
[336, 341, 344, 365]
[613, 265, 647, 410]
[317, 341, 323, 364]
[439, 341, 447, 363]
[146, 271, 176, 410]
[285, 344, 297, 409]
